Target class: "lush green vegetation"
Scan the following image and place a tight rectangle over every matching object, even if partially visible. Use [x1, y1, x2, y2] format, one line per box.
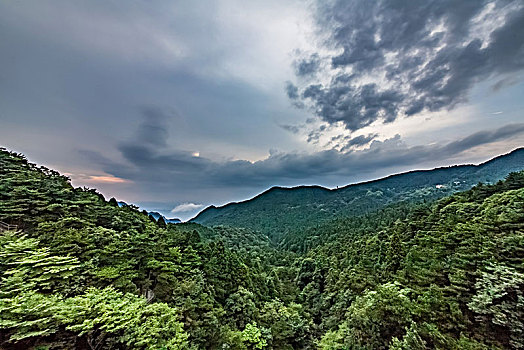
[1, 147, 523, 349]
[0, 149, 305, 349]
[193, 148, 524, 243]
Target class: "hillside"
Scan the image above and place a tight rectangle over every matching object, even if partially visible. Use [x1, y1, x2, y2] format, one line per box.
[0, 148, 295, 349]
[1, 147, 524, 349]
[301, 171, 524, 349]
[192, 148, 524, 241]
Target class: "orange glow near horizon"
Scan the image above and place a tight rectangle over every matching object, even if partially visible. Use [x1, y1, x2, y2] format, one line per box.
[87, 175, 131, 184]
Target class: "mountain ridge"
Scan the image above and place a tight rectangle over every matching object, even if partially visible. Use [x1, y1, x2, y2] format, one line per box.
[196, 147, 523, 215]
[191, 147, 524, 240]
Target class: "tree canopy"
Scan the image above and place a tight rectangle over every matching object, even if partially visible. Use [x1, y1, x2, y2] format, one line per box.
[1, 148, 523, 349]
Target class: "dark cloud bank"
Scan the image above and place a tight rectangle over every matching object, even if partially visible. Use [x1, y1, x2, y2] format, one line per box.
[83, 107, 524, 205]
[288, 0, 524, 131]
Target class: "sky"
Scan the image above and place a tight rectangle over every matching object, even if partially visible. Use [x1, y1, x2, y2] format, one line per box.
[1, 0, 523, 221]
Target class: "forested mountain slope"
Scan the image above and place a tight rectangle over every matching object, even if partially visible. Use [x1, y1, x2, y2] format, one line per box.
[0, 148, 303, 349]
[192, 148, 524, 242]
[1, 147, 524, 349]
[302, 171, 524, 349]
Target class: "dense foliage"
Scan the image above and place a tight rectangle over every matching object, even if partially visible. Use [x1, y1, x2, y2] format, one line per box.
[1, 147, 523, 349]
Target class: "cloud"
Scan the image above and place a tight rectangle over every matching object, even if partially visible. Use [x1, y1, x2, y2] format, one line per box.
[339, 133, 378, 152]
[0, 0, 310, 183]
[289, 0, 524, 131]
[285, 81, 305, 108]
[285, 81, 300, 100]
[84, 113, 524, 201]
[87, 175, 131, 184]
[135, 106, 175, 148]
[492, 75, 521, 91]
[171, 203, 205, 213]
[279, 124, 301, 134]
[441, 123, 524, 155]
[302, 82, 404, 130]
[306, 124, 327, 144]
[294, 53, 321, 77]
[66, 173, 132, 185]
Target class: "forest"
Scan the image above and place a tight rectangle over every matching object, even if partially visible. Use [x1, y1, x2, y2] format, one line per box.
[1, 147, 523, 350]
[192, 148, 524, 243]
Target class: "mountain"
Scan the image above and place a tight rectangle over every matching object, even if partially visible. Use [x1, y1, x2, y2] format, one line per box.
[117, 202, 181, 224]
[192, 148, 524, 241]
[1, 146, 524, 349]
[148, 211, 182, 224]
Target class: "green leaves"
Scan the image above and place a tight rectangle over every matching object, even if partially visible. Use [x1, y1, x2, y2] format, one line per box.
[61, 287, 189, 349]
[0, 291, 63, 341]
[0, 232, 80, 296]
[241, 323, 268, 349]
[324, 282, 416, 349]
[0, 287, 190, 349]
[469, 263, 524, 349]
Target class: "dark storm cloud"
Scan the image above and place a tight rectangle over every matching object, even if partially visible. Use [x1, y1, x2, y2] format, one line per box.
[324, 133, 378, 152]
[339, 133, 379, 152]
[290, 0, 524, 131]
[85, 117, 524, 194]
[135, 106, 175, 148]
[294, 53, 321, 77]
[302, 82, 404, 130]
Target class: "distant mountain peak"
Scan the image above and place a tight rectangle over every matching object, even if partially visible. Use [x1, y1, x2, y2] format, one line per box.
[148, 211, 181, 224]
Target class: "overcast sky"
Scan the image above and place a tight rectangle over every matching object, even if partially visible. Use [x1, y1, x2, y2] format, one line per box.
[1, 0, 523, 220]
